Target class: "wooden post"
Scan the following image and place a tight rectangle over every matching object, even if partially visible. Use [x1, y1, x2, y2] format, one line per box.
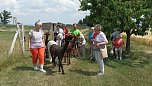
[22, 24, 25, 53]
[17, 23, 23, 55]
[9, 30, 19, 54]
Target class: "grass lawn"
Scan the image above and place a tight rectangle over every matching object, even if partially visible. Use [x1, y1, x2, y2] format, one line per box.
[0, 29, 152, 86]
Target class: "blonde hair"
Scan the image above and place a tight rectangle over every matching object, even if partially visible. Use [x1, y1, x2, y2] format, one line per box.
[94, 24, 102, 31]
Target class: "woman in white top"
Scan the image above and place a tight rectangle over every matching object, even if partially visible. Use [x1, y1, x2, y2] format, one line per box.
[28, 21, 46, 73]
[93, 24, 108, 76]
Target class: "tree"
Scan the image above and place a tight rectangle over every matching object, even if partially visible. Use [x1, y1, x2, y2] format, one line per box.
[78, 19, 83, 25]
[79, 0, 152, 51]
[0, 10, 12, 24]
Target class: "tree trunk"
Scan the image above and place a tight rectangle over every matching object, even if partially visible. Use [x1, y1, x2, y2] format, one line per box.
[126, 31, 131, 52]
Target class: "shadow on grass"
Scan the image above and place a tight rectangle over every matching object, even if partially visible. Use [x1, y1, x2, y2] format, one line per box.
[105, 50, 152, 68]
[44, 66, 53, 76]
[69, 69, 97, 76]
[12, 65, 54, 76]
[13, 66, 33, 71]
[44, 60, 64, 75]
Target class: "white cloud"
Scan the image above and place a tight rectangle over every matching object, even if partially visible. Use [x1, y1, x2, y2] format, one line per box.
[0, 0, 17, 6]
[0, 0, 90, 25]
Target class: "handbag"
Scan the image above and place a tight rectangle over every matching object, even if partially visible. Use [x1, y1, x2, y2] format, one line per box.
[99, 45, 108, 58]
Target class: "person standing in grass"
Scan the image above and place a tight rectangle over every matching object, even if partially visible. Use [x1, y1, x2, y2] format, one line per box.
[28, 21, 46, 73]
[90, 29, 98, 61]
[93, 24, 108, 76]
[69, 23, 81, 58]
[88, 27, 95, 60]
[110, 28, 120, 55]
[113, 34, 124, 60]
[78, 33, 86, 60]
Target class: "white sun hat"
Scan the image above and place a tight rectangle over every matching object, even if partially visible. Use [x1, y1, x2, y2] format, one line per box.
[91, 27, 94, 30]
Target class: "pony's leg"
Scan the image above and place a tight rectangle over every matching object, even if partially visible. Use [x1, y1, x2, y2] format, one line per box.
[63, 52, 67, 63]
[67, 52, 70, 65]
[69, 51, 71, 64]
[47, 43, 52, 62]
[52, 56, 56, 68]
[58, 58, 64, 74]
[58, 58, 61, 72]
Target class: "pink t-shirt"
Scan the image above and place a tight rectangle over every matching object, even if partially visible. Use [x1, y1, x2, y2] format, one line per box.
[113, 38, 123, 48]
[29, 29, 44, 48]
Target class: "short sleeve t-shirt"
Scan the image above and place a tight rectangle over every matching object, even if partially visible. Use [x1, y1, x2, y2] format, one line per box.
[70, 29, 81, 36]
[88, 32, 93, 40]
[95, 32, 107, 43]
[80, 33, 86, 45]
[59, 28, 64, 35]
[114, 38, 123, 48]
[93, 32, 97, 39]
[29, 29, 44, 48]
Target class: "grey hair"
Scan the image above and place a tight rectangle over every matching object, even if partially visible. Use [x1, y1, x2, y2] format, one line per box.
[94, 24, 102, 31]
[35, 20, 42, 26]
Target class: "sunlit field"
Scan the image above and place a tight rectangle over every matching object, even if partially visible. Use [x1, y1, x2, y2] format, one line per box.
[0, 25, 152, 86]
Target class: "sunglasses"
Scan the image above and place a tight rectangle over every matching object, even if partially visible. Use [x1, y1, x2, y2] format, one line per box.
[36, 25, 42, 27]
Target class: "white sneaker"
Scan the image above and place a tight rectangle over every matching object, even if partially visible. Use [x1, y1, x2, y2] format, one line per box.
[120, 57, 122, 60]
[50, 59, 52, 63]
[97, 73, 104, 76]
[39, 69, 46, 73]
[34, 67, 39, 71]
[116, 57, 119, 59]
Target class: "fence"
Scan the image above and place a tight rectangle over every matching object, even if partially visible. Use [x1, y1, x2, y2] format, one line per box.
[9, 23, 25, 56]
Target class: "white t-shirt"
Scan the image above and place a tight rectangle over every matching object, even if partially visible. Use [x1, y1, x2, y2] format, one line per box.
[29, 29, 44, 48]
[59, 28, 64, 35]
[95, 32, 107, 43]
[80, 33, 86, 45]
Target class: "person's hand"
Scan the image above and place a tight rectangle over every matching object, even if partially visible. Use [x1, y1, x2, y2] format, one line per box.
[44, 46, 46, 49]
[92, 39, 95, 42]
[96, 43, 100, 48]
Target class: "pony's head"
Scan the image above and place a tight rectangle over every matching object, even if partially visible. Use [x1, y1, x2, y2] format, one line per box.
[65, 34, 74, 43]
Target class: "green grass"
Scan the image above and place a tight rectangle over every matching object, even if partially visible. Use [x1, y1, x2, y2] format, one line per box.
[0, 27, 152, 86]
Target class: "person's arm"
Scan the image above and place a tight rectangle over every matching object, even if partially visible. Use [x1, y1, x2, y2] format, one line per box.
[97, 33, 108, 46]
[41, 31, 46, 48]
[120, 39, 124, 48]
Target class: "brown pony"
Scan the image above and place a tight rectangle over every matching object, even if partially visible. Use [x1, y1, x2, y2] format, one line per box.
[48, 35, 74, 74]
[49, 44, 65, 74]
[63, 35, 75, 65]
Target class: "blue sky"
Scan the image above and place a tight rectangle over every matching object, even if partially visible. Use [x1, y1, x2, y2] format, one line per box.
[0, 0, 90, 25]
